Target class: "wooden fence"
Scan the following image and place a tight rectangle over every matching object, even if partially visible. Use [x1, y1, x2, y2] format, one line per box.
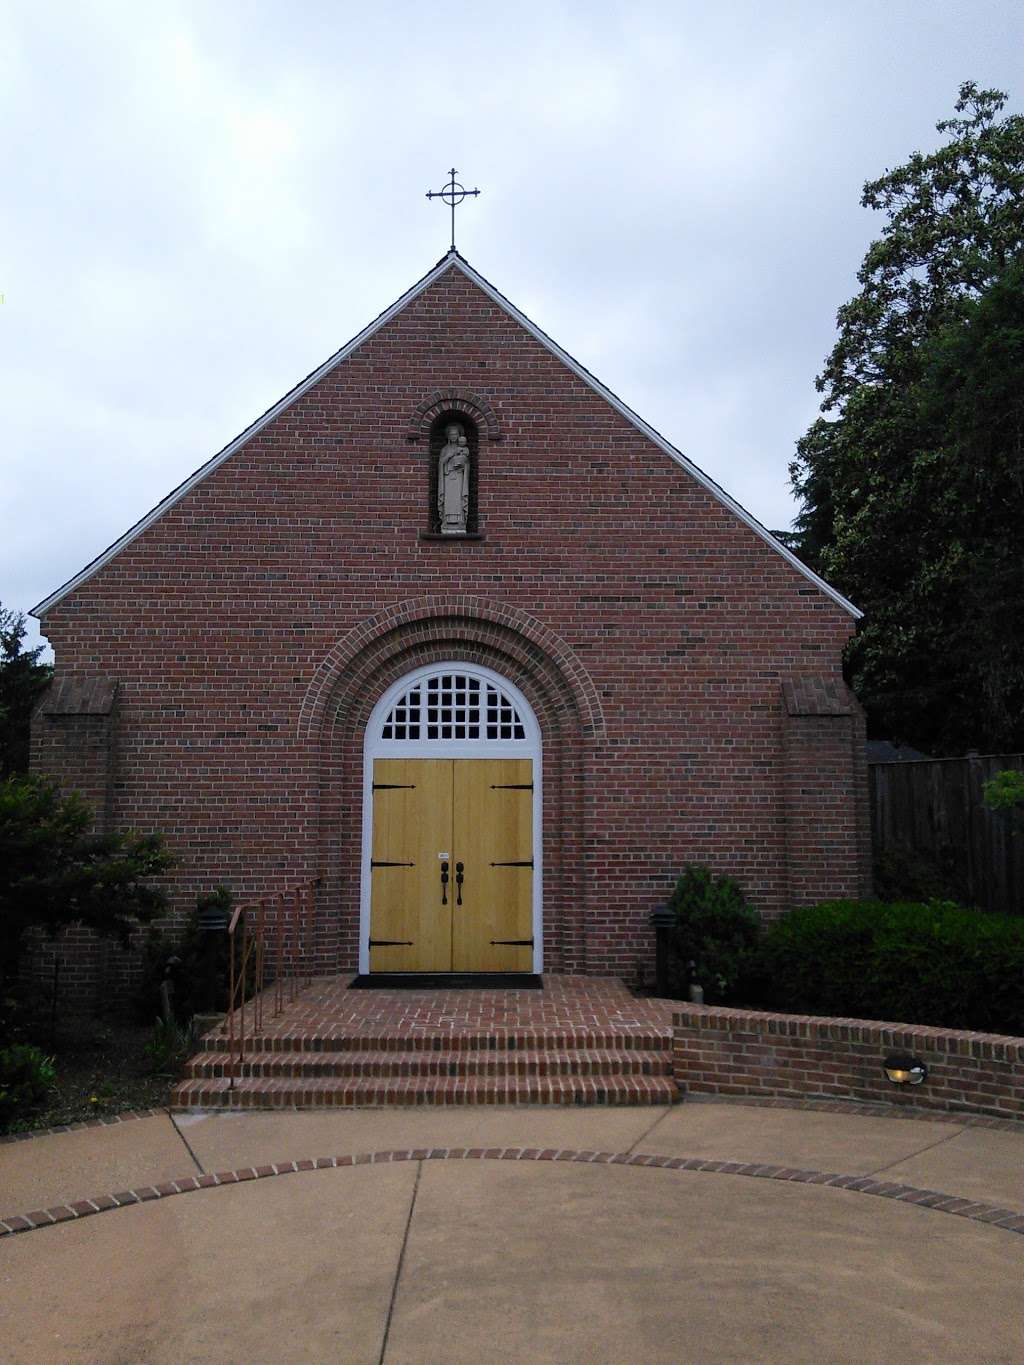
[869, 753, 1024, 915]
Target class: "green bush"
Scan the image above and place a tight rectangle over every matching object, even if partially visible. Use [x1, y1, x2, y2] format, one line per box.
[757, 899, 1024, 1035]
[0, 773, 170, 995]
[665, 865, 762, 1004]
[0, 1043, 56, 1130]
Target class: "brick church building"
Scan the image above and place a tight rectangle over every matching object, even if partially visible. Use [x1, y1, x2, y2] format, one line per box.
[31, 250, 870, 992]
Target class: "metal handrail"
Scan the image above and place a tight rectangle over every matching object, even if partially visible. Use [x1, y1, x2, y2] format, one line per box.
[225, 878, 320, 1087]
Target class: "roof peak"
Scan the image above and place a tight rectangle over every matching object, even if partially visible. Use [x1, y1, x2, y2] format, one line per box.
[32, 253, 860, 620]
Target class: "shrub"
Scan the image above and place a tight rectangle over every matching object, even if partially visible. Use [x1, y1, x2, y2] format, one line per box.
[0, 1043, 56, 1130]
[757, 899, 1024, 1035]
[665, 865, 761, 1004]
[0, 774, 170, 994]
[142, 1015, 194, 1075]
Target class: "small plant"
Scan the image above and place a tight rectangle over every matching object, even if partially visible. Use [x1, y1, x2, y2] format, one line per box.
[142, 1015, 192, 1076]
[665, 865, 761, 1004]
[0, 1043, 56, 1130]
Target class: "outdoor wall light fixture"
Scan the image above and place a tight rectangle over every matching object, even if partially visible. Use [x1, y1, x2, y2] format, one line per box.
[883, 1052, 928, 1086]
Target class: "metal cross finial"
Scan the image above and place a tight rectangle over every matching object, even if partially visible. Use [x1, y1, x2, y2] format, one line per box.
[425, 168, 480, 251]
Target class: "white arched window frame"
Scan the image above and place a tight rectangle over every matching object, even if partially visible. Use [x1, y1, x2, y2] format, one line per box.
[359, 662, 543, 973]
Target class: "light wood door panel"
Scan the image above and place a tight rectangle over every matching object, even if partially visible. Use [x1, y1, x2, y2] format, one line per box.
[369, 759, 453, 973]
[451, 759, 533, 973]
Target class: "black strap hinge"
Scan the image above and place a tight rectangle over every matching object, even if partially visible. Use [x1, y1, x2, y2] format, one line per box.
[369, 938, 414, 947]
[490, 938, 534, 947]
[490, 783, 534, 790]
[370, 860, 415, 868]
[372, 783, 416, 791]
[490, 860, 534, 868]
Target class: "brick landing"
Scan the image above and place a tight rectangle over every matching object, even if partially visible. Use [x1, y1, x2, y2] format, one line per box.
[172, 976, 679, 1109]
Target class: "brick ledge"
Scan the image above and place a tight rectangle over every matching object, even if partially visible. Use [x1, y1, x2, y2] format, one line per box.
[673, 1005, 1024, 1120]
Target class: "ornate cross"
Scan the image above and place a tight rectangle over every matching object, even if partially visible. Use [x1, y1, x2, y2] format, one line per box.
[425, 168, 481, 251]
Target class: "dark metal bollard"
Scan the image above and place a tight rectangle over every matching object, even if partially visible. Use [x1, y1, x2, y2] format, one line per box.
[196, 900, 230, 1014]
[649, 903, 676, 997]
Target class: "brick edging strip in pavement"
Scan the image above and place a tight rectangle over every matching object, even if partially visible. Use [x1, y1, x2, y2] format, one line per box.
[683, 1094, 1024, 1132]
[3, 1147, 1024, 1240]
[0, 1109, 167, 1146]
[5, 1097, 1023, 1145]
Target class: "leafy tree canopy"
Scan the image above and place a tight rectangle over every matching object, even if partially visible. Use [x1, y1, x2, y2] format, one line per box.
[789, 84, 1024, 753]
[983, 769, 1024, 812]
[0, 606, 52, 777]
[0, 775, 170, 987]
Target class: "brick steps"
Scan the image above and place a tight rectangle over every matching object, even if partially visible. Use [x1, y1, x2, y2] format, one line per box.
[198, 1029, 672, 1054]
[173, 1017, 679, 1109]
[184, 1047, 672, 1082]
[171, 1073, 678, 1109]
[172, 979, 680, 1109]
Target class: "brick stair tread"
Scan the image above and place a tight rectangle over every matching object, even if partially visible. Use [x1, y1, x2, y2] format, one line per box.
[185, 1047, 672, 1080]
[200, 1028, 672, 1053]
[171, 1073, 679, 1109]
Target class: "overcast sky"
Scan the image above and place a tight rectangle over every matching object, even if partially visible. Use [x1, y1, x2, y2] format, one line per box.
[3, 1, 1022, 657]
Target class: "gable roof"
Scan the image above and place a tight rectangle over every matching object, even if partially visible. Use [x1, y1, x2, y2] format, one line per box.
[32, 251, 860, 619]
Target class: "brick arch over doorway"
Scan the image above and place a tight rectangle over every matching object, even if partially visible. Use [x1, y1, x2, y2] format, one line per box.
[305, 599, 605, 976]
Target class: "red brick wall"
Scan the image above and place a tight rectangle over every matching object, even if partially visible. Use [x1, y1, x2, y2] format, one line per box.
[673, 1004, 1024, 1121]
[31, 712, 116, 833]
[25, 690, 128, 1007]
[782, 680, 873, 906]
[34, 264, 865, 985]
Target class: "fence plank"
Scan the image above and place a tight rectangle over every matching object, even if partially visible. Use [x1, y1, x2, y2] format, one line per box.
[869, 754, 1024, 914]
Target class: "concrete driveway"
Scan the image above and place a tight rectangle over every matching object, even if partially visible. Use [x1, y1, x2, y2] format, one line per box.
[2, 1101, 1023, 1363]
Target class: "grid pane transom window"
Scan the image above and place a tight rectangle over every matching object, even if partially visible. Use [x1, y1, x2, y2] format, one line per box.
[380, 673, 526, 742]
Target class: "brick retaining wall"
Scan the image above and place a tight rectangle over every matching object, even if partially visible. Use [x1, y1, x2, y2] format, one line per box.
[673, 1004, 1024, 1121]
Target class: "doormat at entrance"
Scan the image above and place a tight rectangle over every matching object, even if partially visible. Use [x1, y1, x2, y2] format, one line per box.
[349, 974, 543, 990]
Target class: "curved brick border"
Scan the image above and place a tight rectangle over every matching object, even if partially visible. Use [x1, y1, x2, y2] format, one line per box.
[6, 1095, 1022, 1148]
[4, 1145, 1024, 1240]
[685, 1093, 1024, 1133]
[6, 1095, 1024, 1145]
[405, 390, 502, 443]
[297, 595, 606, 745]
[0, 1109, 166, 1147]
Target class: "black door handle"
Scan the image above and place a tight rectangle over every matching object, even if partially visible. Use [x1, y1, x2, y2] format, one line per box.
[440, 860, 449, 905]
[455, 862, 464, 906]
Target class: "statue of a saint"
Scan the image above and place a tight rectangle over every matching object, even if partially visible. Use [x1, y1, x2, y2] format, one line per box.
[438, 422, 470, 534]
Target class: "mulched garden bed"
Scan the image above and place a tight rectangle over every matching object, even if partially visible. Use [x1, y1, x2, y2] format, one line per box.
[1, 1014, 181, 1134]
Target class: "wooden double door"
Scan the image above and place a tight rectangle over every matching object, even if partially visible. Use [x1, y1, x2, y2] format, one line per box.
[369, 757, 534, 973]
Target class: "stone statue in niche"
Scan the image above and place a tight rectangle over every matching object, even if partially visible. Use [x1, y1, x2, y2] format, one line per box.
[438, 422, 470, 534]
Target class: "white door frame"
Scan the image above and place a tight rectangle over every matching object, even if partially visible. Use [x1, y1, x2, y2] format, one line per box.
[359, 661, 543, 974]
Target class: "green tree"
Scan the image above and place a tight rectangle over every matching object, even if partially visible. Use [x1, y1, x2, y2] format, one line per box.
[0, 775, 170, 993]
[983, 769, 1024, 811]
[789, 83, 1024, 752]
[0, 606, 52, 776]
[840, 266, 1024, 750]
